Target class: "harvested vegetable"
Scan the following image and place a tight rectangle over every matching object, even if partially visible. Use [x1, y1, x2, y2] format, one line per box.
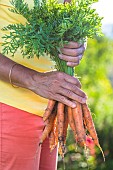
[39, 106, 57, 145]
[43, 100, 56, 121]
[82, 103, 105, 161]
[72, 102, 86, 147]
[67, 106, 77, 139]
[2, 0, 104, 160]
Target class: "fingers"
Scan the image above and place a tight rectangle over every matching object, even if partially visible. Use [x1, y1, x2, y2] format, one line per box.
[59, 54, 83, 67]
[60, 45, 85, 57]
[67, 62, 80, 67]
[55, 94, 76, 108]
[59, 42, 85, 67]
[59, 73, 87, 102]
[61, 81, 86, 98]
[64, 73, 81, 88]
[58, 87, 86, 103]
[59, 54, 83, 63]
[35, 71, 87, 109]
[63, 41, 82, 49]
[55, 89, 86, 108]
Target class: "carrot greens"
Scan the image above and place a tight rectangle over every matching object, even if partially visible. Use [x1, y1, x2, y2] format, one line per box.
[2, 0, 102, 75]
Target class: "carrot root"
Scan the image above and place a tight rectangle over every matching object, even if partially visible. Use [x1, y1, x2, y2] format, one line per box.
[72, 102, 86, 147]
[43, 100, 56, 122]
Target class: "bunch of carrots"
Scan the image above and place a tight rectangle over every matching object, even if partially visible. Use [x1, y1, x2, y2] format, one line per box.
[1, 0, 104, 161]
[38, 0, 105, 162]
[40, 99, 105, 160]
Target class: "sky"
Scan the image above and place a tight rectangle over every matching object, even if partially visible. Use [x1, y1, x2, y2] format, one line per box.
[93, 0, 113, 24]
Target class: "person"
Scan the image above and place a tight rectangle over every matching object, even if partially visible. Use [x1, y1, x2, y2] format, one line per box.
[0, 0, 87, 170]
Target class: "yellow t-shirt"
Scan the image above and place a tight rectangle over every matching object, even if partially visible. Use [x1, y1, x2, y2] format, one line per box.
[0, 0, 55, 116]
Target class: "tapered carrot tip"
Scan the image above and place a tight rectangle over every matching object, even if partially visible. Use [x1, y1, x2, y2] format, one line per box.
[97, 144, 105, 162]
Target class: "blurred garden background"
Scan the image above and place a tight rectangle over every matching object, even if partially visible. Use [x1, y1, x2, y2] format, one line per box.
[58, 0, 113, 169]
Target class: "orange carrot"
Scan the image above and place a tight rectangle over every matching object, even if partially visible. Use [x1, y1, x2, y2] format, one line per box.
[49, 129, 55, 152]
[72, 102, 86, 147]
[57, 102, 65, 158]
[49, 117, 58, 152]
[67, 106, 77, 141]
[39, 110, 56, 145]
[82, 103, 99, 146]
[63, 108, 68, 144]
[59, 108, 69, 156]
[57, 102, 65, 143]
[54, 117, 58, 146]
[82, 103, 105, 161]
[43, 100, 56, 122]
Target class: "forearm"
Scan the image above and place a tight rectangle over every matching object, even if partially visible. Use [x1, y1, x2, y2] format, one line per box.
[0, 53, 39, 89]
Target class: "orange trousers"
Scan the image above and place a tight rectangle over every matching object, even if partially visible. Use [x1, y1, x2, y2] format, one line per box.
[0, 103, 58, 170]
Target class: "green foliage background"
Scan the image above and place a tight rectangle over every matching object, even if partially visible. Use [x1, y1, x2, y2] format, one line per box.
[58, 36, 113, 170]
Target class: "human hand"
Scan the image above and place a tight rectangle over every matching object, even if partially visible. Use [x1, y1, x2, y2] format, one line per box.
[59, 41, 87, 67]
[30, 71, 87, 108]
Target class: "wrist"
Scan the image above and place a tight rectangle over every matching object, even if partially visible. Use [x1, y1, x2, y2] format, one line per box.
[11, 64, 41, 90]
[28, 70, 44, 92]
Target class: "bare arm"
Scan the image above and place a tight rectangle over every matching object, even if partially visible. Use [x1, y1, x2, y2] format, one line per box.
[0, 53, 36, 89]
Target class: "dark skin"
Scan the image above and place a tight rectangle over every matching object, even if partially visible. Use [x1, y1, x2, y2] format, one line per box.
[0, 41, 87, 108]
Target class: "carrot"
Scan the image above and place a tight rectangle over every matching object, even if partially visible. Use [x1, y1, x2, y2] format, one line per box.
[43, 100, 56, 122]
[82, 103, 99, 145]
[63, 108, 68, 144]
[49, 117, 58, 152]
[39, 110, 56, 145]
[67, 106, 77, 141]
[57, 102, 65, 158]
[59, 108, 69, 157]
[72, 102, 86, 147]
[57, 102, 65, 143]
[54, 117, 58, 146]
[49, 129, 55, 152]
[82, 103, 105, 161]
